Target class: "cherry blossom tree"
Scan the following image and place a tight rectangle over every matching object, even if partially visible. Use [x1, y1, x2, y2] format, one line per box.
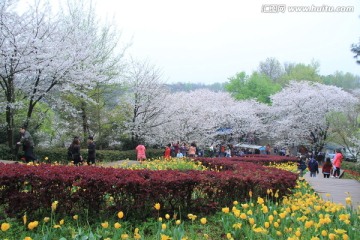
[148, 89, 266, 147]
[268, 81, 358, 153]
[0, 0, 125, 150]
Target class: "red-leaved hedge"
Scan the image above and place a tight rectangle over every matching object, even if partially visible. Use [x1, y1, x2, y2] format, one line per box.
[0, 157, 298, 221]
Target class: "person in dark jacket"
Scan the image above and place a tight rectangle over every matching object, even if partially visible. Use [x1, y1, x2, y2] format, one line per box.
[70, 137, 82, 166]
[87, 136, 96, 165]
[308, 157, 319, 177]
[17, 127, 37, 163]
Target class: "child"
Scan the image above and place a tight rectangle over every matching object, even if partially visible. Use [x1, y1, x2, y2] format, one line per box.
[308, 157, 319, 177]
[322, 157, 332, 178]
[297, 156, 307, 177]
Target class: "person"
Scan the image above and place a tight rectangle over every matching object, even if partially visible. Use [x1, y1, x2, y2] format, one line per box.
[297, 155, 307, 177]
[322, 157, 332, 178]
[176, 150, 184, 158]
[164, 143, 171, 159]
[135, 143, 146, 162]
[308, 157, 319, 177]
[265, 144, 271, 155]
[332, 149, 343, 178]
[87, 136, 96, 165]
[188, 142, 197, 157]
[17, 127, 37, 163]
[70, 137, 82, 166]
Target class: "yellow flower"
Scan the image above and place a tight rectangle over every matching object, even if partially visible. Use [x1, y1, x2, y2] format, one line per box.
[23, 214, 27, 225]
[114, 222, 121, 229]
[249, 190, 253, 197]
[200, 217, 207, 225]
[45, 157, 48, 160]
[101, 221, 109, 228]
[1, 223, 10, 232]
[262, 205, 268, 213]
[233, 201, 238, 205]
[203, 233, 209, 239]
[334, 229, 347, 234]
[59, 219, 64, 225]
[43, 217, 50, 223]
[321, 230, 328, 236]
[53, 224, 61, 228]
[73, 215, 78, 220]
[117, 211, 124, 219]
[187, 214, 197, 221]
[154, 203, 161, 210]
[51, 201, 58, 212]
[329, 233, 336, 240]
[176, 220, 181, 225]
[161, 223, 167, 230]
[161, 234, 172, 240]
[264, 222, 270, 228]
[257, 197, 264, 205]
[158, 217, 163, 222]
[240, 213, 247, 219]
[233, 223, 242, 229]
[121, 234, 129, 239]
[305, 220, 313, 228]
[276, 231, 282, 236]
[310, 237, 320, 240]
[273, 222, 279, 228]
[165, 214, 170, 220]
[28, 221, 39, 230]
[248, 217, 255, 225]
[134, 233, 141, 239]
[345, 197, 352, 205]
[222, 207, 230, 213]
[24, 237, 32, 240]
[295, 230, 301, 237]
[268, 215, 274, 222]
[241, 203, 249, 209]
[226, 233, 232, 239]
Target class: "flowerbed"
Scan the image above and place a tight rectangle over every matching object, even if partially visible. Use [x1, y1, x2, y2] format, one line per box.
[1, 171, 358, 239]
[0, 157, 297, 221]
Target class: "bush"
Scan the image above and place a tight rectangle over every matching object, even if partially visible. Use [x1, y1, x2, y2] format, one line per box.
[0, 159, 297, 221]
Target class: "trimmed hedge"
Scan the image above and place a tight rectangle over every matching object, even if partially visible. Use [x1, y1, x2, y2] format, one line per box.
[0, 157, 298, 221]
[0, 145, 164, 163]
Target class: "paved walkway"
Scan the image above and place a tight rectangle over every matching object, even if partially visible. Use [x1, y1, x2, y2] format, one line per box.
[303, 169, 360, 209]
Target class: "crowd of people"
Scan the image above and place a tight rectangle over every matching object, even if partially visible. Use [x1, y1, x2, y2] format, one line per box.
[297, 149, 343, 178]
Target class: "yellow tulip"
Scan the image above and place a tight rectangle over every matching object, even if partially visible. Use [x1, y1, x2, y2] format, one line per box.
[165, 214, 170, 220]
[222, 207, 230, 213]
[101, 221, 109, 228]
[51, 201, 58, 212]
[321, 230, 328, 236]
[121, 234, 129, 239]
[1, 223, 10, 232]
[24, 237, 32, 240]
[117, 211, 124, 219]
[176, 220, 181, 225]
[28, 221, 39, 230]
[257, 197, 264, 205]
[73, 215, 78, 220]
[43, 217, 50, 223]
[200, 217, 207, 225]
[161, 223, 167, 230]
[59, 219, 64, 225]
[154, 203, 161, 210]
[114, 222, 121, 229]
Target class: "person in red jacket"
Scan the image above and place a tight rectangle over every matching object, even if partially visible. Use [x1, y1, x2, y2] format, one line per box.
[164, 143, 171, 159]
[332, 149, 343, 178]
[322, 157, 332, 178]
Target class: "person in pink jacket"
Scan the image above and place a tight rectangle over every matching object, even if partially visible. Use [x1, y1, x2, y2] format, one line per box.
[332, 149, 343, 178]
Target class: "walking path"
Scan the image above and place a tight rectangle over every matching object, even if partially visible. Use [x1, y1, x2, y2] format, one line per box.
[303, 169, 360, 210]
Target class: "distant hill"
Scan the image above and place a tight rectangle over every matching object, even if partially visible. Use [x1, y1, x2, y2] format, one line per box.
[164, 82, 226, 92]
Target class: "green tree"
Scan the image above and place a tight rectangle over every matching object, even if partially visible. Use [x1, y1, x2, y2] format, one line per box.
[225, 72, 281, 104]
[280, 61, 322, 85]
[322, 71, 360, 90]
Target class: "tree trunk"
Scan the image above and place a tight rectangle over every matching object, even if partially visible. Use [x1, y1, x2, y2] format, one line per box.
[5, 74, 16, 159]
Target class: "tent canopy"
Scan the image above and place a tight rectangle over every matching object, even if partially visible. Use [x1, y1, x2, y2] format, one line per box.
[235, 144, 264, 149]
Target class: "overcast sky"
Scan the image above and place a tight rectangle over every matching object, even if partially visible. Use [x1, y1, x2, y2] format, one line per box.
[94, 0, 359, 83]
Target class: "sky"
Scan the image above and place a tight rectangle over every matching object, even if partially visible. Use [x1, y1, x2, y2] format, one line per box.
[45, 0, 360, 84]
